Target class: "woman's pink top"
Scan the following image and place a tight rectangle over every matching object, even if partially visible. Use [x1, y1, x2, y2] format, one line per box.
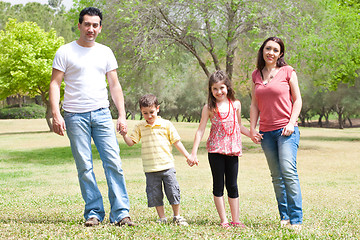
[252, 65, 298, 132]
[206, 101, 242, 156]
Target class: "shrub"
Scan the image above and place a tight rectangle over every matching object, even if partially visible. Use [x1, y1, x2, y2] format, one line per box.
[0, 104, 46, 119]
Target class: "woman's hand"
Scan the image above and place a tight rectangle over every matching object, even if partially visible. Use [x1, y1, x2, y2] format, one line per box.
[282, 123, 295, 136]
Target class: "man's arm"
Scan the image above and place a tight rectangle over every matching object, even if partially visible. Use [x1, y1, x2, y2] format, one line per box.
[49, 68, 66, 136]
[106, 69, 127, 135]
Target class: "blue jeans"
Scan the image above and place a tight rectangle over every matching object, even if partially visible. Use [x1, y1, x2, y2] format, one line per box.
[260, 127, 302, 224]
[64, 108, 130, 223]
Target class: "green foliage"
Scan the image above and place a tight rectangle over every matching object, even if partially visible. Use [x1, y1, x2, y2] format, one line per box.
[65, 0, 359, 124]
[88, 0, 311, 122]
[0, 2, 75, 42]
[100, 0, 279, 79]
[0, 104, 45, 119]
[0, 18, 64, 101]
[295, 0, 360, 90]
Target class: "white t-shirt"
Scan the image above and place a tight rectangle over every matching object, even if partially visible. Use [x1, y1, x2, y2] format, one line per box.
[52, 41, 118, 113]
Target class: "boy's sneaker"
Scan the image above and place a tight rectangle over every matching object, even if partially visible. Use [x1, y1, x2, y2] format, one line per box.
[156, 218, 168, 224]
[173, 216, 189, 226]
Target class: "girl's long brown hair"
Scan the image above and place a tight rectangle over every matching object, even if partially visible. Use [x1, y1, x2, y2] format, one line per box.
[208, 70, 236, 111]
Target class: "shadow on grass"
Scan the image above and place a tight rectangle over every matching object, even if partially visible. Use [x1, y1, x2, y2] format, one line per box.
[0, 131, 50, 136]
[1, 140, 260, 166]
[301, 136, 360, 142]
[176, 141, 263, 156]
[0, 217, 83, 225]
[0, 143, 142, 165]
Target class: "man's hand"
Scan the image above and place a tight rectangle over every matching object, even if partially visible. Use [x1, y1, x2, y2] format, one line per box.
[52, 114, 66, 136]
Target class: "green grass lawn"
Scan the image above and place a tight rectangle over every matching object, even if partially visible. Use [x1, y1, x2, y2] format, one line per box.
[0, 119, 359, 239]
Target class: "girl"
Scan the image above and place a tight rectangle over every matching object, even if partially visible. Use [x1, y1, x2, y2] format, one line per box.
[250, 37, 303, 230]
[187, 70, 260, 229]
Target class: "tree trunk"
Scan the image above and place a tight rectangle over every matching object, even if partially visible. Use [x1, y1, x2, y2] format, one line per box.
[126, 111, 132, 119]
[318, 115, 323, 127]
[335, 104, 344, 129]
[347, 117, 352, 127]
[41, 92, 53, 132]
[324, 113, 330, 126]
[131, 111, 136, 120]
[18, 94, 23, 108]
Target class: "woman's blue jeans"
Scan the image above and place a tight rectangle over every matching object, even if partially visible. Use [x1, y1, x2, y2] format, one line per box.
[64, 108, 130, 223]
[260, 127, 303, 224]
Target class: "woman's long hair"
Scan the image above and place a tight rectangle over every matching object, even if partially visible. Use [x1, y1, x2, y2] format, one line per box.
[208, 70, 236, 111]
[256, 37, 287, 73]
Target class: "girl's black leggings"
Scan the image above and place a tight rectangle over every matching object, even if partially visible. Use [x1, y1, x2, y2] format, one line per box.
[208, 153, 239, 198]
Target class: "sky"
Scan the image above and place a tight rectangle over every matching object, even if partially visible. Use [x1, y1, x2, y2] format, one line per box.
[1, 0, 74, 10]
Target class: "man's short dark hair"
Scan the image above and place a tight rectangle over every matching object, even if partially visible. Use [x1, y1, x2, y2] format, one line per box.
[139, 94, 159, 109]
[79, 7, 103, 26]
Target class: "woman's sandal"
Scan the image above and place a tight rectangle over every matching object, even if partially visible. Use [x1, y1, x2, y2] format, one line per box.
[230, 222, 246, 228]
[220, 222, 231, 229]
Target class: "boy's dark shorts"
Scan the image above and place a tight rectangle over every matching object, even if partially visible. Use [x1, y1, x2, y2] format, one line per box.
[145, 168, 180, 207]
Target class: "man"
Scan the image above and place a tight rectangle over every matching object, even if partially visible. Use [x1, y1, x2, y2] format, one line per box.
[49, 7, 136, 227]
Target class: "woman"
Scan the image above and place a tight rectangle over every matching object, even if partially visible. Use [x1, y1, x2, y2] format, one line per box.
[250, 37, 303, 230]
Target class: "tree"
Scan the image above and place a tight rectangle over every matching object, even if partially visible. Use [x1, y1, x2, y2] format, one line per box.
[296, 0, 360, 90]
[0, 19, 64, 130]
[97, 0, 313, 122]
[101, 0, 308, 81]
[327, 80, 360, 129]
[0, 2, 75, 43]
[68, 0, 360, 124]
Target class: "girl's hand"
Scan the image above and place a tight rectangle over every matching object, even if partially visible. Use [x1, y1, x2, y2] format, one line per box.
[282, 123, 295, 136]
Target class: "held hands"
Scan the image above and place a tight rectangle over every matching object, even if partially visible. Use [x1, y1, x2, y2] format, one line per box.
[250, 129, 263, 144]
[117, 117, 127, 136]
[186, 153, 199, 167]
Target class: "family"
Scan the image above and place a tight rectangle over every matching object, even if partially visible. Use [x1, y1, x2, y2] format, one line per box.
[49, 7, 303, 231]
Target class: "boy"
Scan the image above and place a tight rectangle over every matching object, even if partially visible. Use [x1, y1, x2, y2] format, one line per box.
[121, 94, 190, 225]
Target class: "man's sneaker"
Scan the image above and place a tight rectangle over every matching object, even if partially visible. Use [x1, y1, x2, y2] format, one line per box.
[280, 219, 290, 228]
[289, 224, 302, 232]
[156, 218, 168, 224]
[84, 217, 100, 227]
[173, 216, 189, 226]
[115, 217, 138, 227]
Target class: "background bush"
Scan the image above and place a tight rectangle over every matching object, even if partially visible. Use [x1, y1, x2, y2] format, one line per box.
[0, 104, 45, 119]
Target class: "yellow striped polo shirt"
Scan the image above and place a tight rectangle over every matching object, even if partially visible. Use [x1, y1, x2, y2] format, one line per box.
[129, 117, 181, 173]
